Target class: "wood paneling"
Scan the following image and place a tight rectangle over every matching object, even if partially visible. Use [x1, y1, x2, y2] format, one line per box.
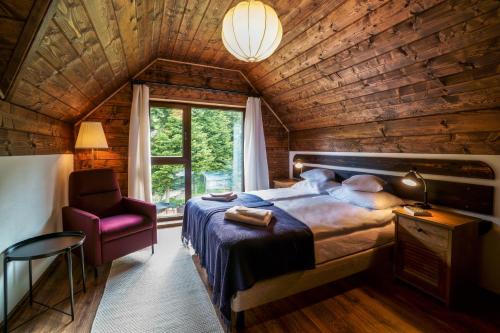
[292, 154, 495, 179]
[291, 110, 500, 154]
[2, 0, 498, 156]
[0, 100, 72, 155]
[0, 0, 53, 97]
[74, 86, 130, 193]
[247, 0, 500, 154]
[74, 60, 288, 194]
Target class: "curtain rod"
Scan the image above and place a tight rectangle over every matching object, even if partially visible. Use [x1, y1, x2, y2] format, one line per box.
[131, 79, 260, 97]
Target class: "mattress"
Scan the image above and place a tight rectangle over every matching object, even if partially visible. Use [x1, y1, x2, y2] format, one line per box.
[314, 222, 394, 264]
[274, 194, 397, 264]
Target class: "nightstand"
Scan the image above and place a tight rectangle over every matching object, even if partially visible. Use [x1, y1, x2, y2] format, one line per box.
[272, 178, 300, 188]
[393, 208, 481, 306]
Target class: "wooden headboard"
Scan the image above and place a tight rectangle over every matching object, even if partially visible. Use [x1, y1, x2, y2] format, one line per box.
[292, 154, 495, 215]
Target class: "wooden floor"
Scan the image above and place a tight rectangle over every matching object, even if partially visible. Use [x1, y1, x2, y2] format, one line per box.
[4, 227, 500, 333]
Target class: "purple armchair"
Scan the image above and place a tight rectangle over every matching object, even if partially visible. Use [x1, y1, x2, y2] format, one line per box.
[62, 168, 157, 268]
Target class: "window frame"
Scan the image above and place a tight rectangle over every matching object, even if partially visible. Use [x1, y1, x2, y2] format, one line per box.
[149, 101, 245, 222]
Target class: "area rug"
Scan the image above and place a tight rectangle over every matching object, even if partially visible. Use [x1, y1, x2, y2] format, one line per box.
[91, 227, 224, 333]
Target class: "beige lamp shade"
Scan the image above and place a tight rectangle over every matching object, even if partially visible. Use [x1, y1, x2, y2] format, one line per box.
[222, 0, 282, 62]
[75, 122, 108, 149]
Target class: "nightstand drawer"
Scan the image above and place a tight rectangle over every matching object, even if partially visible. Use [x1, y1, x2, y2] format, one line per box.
[398, 216, 449, 251]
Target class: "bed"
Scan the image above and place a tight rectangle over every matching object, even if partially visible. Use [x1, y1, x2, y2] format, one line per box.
[182, 184, 397, 328]
[182, 155, 495, 329]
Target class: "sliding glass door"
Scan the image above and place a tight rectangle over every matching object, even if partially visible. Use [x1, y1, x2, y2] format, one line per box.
[150, 102, 243, 221]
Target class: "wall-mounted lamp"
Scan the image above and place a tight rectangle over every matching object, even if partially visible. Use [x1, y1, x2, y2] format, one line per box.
[75, 121, 108, 168]
[294, 161, 303, 179]
[402, 169, 431, 209]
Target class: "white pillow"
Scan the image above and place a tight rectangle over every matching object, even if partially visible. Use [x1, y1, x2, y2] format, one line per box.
[342, 174, 386, 192]
[292, 180, 340, 194]
[327, 187, 404, 210]
[300, 168, 335, 182]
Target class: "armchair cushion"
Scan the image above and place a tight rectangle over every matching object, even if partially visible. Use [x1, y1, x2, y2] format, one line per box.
[122, 197, 157, 223]
[100, 214, 152, 243]
[69, 169, 123, 217]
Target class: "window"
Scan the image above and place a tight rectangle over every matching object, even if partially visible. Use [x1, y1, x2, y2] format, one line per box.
[150, 102, 244, 221]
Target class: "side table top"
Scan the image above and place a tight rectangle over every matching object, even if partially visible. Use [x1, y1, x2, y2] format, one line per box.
[4, 231, 85, 261]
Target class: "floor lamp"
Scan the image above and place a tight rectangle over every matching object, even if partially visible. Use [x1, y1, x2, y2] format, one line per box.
[75, 122, 109, 168]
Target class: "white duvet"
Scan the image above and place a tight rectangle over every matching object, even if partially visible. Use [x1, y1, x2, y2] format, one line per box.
[248, 187, 321, 202]
[274, 195, 396, 240]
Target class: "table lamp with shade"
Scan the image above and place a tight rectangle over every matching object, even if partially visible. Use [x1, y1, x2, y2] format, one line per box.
[75, 121, 108, 168]
[402, 169, 431, 209]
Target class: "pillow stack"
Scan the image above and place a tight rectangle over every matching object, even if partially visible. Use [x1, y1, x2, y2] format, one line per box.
[341, 174, 386, 192]
[291, 168, 340, 194]
[328, 174, 404, 210]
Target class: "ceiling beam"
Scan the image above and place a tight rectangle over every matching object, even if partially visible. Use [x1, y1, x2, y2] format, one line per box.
[0, 0, 57, 100]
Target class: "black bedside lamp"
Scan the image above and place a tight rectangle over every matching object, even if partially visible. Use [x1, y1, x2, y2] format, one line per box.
[294, 161, 304, 179]
[402, 169, 432, 209]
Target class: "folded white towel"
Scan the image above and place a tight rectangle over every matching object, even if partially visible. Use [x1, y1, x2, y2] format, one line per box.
[210, 191, 235, 198]
[202, 193, 237, 202]
[225, 206, 273, 226]
[235, 206, 271, 219]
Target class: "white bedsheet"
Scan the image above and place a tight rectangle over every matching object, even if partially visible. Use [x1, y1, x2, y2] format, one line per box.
[274, 195, 396, 263]
[248, 188, 321, 202]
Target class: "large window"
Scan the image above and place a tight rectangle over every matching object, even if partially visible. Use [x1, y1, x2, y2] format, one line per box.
[150, 102, 244, 221]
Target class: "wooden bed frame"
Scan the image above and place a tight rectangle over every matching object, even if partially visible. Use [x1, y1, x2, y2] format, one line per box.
[229, 242, 394, 326]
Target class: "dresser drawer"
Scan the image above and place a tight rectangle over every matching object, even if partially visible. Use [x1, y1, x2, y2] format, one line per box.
[398, 216, 449, 251]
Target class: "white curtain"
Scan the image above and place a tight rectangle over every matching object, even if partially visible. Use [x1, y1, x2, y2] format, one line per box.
[128, 84, 152, 202]
[244, 97, 270, 191]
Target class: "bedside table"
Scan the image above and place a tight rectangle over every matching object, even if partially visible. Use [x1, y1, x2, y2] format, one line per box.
[393, 208, 480, 306]
[272, 178, 300, 188]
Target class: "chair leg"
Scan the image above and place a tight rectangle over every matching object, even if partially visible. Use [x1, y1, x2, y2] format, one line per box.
[151, 244, 155, 255]
[94, 266, 98, 280]
[235, 311, 245, 330]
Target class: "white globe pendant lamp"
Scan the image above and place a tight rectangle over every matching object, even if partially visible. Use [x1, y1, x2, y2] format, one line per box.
[222, 0, 283, 62]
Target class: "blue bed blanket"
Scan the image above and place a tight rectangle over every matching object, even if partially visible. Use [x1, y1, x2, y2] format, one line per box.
[181, 193, 315, 323]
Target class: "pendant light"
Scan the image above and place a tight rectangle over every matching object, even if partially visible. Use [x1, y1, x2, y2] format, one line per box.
[222, 0, 283, 62]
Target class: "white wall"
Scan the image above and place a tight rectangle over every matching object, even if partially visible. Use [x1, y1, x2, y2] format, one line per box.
[290, 151, 500, 293]
[0, 154, 73, 322]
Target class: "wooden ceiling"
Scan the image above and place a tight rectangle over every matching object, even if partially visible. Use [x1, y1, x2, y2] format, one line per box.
[0, 0, 40, 97]
[1, 0, 499, 139]
[0, 1, 33, 78]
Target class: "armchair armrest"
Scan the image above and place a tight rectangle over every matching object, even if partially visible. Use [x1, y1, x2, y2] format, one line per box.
[62, 206, 103, 266]
[62, 206, 100, 232]
[122, 197, 157, 224]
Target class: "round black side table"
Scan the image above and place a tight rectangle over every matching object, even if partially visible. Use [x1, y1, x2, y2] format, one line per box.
[2, 231, 86, 333]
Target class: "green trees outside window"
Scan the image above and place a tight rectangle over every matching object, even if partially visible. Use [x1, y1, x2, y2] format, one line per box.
[150, 105, 243, 218]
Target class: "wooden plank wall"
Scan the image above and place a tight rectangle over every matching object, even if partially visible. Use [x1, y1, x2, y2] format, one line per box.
[74, 86, 131, 192]
[74, 61, 288, 195]
[244, 0, 500, 154]
[0, 100, 73, 156]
